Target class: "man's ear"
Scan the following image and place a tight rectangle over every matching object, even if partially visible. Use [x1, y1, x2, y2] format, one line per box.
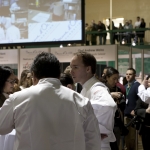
[67, 84, 73, 90]
[32, 72, 39, 85]
[86, 66, 92, 73]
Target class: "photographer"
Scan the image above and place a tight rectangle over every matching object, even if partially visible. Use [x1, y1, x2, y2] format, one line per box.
[134, 98, 150, 150]
[100, 67, 126, 150]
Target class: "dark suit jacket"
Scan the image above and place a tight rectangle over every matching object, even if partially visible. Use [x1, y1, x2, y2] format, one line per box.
[0, 93, 6, 107]
[134, 98, 150, 126]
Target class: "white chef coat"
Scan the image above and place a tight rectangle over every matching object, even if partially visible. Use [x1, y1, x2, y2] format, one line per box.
[0, 27, 5, 41]
[0, 78, 101, 150]
[6, 25, 20, 42]
[10, 2, 20, 11]
[81, 77, 117, 150]
[138, 84, 150, 104]
[0, 129, 16, 150]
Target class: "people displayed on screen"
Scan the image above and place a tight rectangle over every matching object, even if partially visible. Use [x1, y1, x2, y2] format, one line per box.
[0, 17, 5, 41]
[0, 16, 20, 42]
[10, 0, 20, 12]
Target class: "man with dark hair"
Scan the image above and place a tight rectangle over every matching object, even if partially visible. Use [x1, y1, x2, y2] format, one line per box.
[0, 52, 101, 150]
[124, 67, 140, 150]
[60, 73, 75, 90]
[70, 52, 117, 150]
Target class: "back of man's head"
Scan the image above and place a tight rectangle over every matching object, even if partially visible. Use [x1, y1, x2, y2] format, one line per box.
[30, 52, 60, 79]
[60, 73, 75, 90]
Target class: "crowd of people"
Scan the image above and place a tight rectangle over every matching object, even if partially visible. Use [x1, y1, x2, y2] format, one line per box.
[85, 16, 146, 45]
[0, 51, 150, 150]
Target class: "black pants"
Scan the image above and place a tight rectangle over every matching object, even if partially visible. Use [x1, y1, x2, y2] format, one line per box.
[110, 141, 119, 150]
[141, 126, 150, 150]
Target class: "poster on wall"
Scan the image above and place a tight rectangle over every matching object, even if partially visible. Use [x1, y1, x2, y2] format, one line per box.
[19, 48, 49, 76]
[0, 49, 18, 64]
[51, 45, 117, 62]
[0, 49, 18, 75]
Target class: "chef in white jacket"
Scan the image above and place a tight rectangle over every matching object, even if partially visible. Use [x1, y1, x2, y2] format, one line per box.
[138, 75, 150, 104]
[70, 52, 117, 150]
[0, 16, 5, 41]
[0, 52, 101, 150]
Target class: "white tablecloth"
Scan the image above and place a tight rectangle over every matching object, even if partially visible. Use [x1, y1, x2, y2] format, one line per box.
[0, 130, 16, 150]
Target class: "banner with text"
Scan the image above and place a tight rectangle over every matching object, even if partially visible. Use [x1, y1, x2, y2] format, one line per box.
[19, 48, 49, 76]
[51, 45, 117, 62]
[0, 49, 18, 64]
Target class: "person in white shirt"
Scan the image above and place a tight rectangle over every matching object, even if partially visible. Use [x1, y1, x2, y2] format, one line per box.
[138, 75, 150, 104]
[0, 52, 101, 150]
[10, 0, 20, 12]
[2, 16, 20, 42]
[134, 16, 141, 29]
[70, 52, 117, 150]
[134, 16, 141, 42]
[0, 16, 5, 42]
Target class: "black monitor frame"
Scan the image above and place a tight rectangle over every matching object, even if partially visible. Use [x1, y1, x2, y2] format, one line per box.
[0, 0, 85, 47]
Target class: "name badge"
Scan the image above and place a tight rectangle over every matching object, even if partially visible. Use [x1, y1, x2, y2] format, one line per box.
[126, 99, 128, 104]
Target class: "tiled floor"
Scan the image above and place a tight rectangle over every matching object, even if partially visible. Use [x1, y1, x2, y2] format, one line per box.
[138, 135, 143, 150]
[119, 135, 143, 150]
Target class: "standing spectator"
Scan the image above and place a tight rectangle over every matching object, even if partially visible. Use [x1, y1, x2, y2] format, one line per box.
[134, 16, 141, 43]
[139, 18, 146, 44]
[103, 67, 126, 150]
[19, 69, 33, 90]
[107, 18, 115, 44]
[118, 23, 124, 44]
[124, 21, 132, 44]
[59, 73, 75, 90]
[0, 52, 101, 150]
[129, 20, 133, 29]
[97, 21, 107, 45]
[138, 75, 150, 104]
[85, 23, 91, 45]
[70, 52, 117, 150]
[0, 66, 16, 150]
[0, 66, 16, 107]
[134, 97, 150, 150]
[91, 23, 97, 45]
[129, 20, 134, 41]
[124, 68, 140, 150]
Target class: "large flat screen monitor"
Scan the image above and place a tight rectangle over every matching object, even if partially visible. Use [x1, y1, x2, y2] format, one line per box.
[0, 0, 85, 46]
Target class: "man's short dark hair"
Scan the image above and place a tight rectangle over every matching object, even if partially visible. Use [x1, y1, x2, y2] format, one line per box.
[30, 52, 60, 79]
[74, 52, 96, 74]
[127, 67, 136, 74]
[60, 73, 74, 87]
[137, 16, 140, 19]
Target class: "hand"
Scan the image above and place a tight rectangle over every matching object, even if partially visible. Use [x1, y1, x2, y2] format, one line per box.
[146, 107, 150, 114]
[101, 134, 108, 140]
[111, 92, 122, 99]
[130, 110, 135, 116]
[141, 76, 148, 88]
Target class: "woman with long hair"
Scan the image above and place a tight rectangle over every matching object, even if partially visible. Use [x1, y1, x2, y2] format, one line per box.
[100, 67, 126, 150]
[0, 66, 16, 107]
[19, 69, 33, 90]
